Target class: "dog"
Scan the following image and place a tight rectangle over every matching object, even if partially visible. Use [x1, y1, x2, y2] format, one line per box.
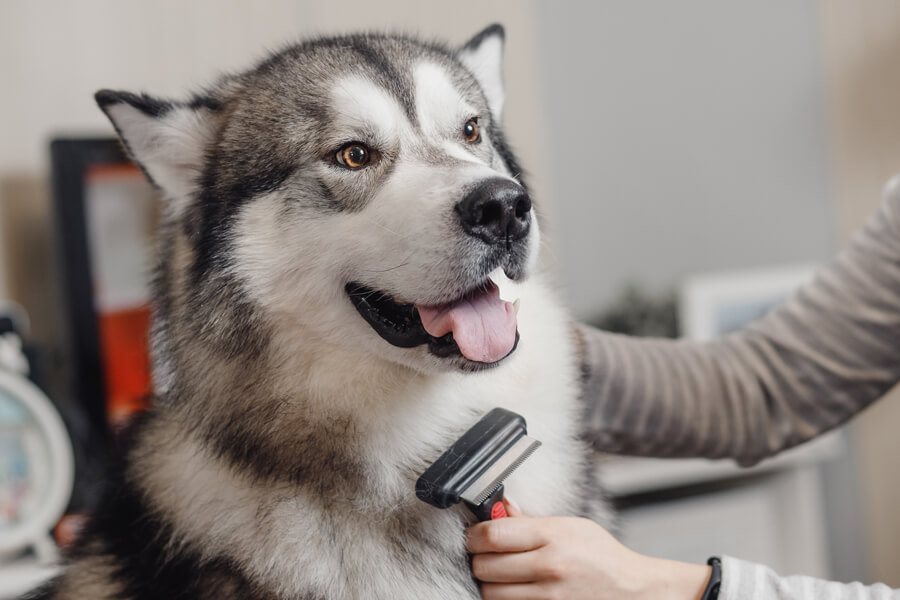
[27, 25, 611, 599]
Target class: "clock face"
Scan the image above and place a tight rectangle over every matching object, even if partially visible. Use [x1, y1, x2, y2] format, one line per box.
[0, 390, 53, 531]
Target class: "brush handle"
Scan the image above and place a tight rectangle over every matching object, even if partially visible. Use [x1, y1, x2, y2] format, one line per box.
[465, 485, 507, 521]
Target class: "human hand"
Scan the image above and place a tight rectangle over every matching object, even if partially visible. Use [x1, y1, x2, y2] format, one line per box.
[466, 505, 710, 600]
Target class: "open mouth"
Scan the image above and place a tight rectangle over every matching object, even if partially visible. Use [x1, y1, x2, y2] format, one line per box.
[345, 279, 519, 368]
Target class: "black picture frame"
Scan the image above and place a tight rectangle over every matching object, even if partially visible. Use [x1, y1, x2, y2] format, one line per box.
[49, 138, 132, 451]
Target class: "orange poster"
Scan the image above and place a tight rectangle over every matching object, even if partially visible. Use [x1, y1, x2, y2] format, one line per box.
[84, 165, 158, 425]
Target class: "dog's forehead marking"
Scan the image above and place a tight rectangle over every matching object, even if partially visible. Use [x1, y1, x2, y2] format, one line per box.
[414, 62, 475, 137]
[330, 75, 412, 141]
[440, 140, 484, 165]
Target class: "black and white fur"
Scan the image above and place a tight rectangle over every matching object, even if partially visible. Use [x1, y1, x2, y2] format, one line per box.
[27, 25, 610, 600]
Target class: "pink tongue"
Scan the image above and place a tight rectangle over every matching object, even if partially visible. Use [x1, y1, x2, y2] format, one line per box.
[416, 281, 517, 364]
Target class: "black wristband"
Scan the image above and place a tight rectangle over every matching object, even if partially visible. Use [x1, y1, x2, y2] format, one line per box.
[700, 557, 722, 600]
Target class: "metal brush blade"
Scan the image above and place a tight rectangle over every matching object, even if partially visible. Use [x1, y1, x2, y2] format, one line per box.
[460, 435, 541, 505]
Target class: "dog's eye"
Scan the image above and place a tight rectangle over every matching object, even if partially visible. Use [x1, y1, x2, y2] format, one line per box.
[336, 143, 371, 169]
[463, 118, 480, 143]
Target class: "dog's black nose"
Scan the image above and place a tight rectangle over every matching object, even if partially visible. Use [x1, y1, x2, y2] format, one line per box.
[456, 179, 531, 247]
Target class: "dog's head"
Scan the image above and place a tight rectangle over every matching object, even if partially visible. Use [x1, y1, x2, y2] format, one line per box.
[97, 25, 539, 374]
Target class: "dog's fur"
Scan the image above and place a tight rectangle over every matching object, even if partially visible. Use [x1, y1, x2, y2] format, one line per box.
[28, 26, 610, 599]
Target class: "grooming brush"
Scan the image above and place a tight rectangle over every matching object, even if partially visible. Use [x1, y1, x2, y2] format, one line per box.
[415, 408, 541, 521]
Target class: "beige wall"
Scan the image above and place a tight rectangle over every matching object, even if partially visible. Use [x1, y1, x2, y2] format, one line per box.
[819, 0, 900, 586]
[538, 0, 835, 319]
[0, 0, 546, 175]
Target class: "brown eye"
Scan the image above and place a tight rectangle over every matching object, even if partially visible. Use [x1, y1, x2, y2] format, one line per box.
[463, 118, 480, 143]
[337, 143, 370, 169]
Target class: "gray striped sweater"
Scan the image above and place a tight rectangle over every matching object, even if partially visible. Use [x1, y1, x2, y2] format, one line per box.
[576, 177, 900, 598]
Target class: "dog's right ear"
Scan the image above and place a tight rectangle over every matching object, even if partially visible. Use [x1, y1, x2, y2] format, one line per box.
[95, 90, 218, 207]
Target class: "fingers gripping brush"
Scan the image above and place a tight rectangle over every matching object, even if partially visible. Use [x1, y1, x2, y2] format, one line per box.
[415, 408, 541, 521]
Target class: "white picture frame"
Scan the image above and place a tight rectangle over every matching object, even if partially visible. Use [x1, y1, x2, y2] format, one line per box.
[679, 263, 818, 341]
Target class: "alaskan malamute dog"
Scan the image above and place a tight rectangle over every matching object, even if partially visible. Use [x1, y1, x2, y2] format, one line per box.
[30, 25, 610, 599]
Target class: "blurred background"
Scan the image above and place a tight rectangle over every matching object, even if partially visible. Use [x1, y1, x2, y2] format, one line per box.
[1, 0, 899, 594]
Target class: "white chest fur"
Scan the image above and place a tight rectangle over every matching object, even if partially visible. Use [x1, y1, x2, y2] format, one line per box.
[136, 276, 594, 599]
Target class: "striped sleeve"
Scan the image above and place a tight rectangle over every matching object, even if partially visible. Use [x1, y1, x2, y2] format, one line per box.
[575, 176, 900, 466]
[720, 556, 899, 599]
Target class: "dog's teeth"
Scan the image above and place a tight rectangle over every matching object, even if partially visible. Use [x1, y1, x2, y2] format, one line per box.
[513, 299, 520, 315]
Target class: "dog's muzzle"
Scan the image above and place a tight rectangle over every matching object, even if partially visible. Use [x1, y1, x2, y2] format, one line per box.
[456, 179, 531, 250]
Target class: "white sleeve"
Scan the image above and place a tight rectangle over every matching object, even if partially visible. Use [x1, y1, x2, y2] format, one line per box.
[720, 556, 899, 600]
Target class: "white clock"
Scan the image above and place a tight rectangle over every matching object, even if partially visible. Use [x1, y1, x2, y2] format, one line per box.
[0, 327, 74, 599]
[0, 368, 74, 561]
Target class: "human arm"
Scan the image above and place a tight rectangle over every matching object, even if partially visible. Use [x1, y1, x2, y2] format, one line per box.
[467, 515, 899, 600]
[577, 177, 900, 465]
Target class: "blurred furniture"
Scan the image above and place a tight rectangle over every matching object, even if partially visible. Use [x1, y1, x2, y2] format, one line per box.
[0, 139, 159, 598]
[606, 432, 842, 578]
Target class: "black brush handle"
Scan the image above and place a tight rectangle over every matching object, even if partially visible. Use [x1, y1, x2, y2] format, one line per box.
[464, 484, 507, 521]
[416, 408, 526, 509]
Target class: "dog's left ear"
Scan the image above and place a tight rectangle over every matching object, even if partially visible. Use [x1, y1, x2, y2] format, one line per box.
[458, 24, 506, 122]
[95, 90, 218, 212]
